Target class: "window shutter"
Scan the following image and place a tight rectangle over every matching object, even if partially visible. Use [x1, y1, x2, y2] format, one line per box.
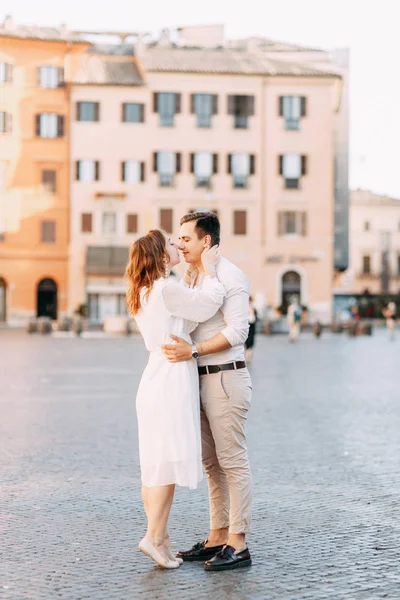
[153, 152, 158, 172]
[140, 162, 145, 182]
[212, 94, 218, 115]
[175, 93, 181, 114]
[6, 63, 13, 83]
[36, 114, 41, 136]
[250, 155, 255, 175]
[94, 103, 100, 122]
[6, 113, 12, 133]
[301, 97, 307, 117]
[41, 220, 56, 243]
[37, 67, 42, 87]
[81, 213, 93, 233]
[76, 102, 81, 121]
[277, 212, 284, 236]
[190, 153, 195, 174]
[279, 96, 284, 116]
[153, 92, 158, 113]
[127, 214, 138, 233]
[234, 210, 247, 235]
[58, 67, 65, 87]
[95, 161, 100, 181]
[213, 154, 218, 174]
[76, 161, 80, 181]
[176, 153, 181, 173]
[121, 161, 126, 182]
[57, 115, 64, 137]
[121, 103, 126, 122]
[160, 208, 173, 234]
[301, 155, 307, 176]
[227, 95, 235, 115]
[140, 104, 145, 123]
[190, 94, 195, 114]
[279, 155, 283, 175]
[301, 212, 307, 236]
[247, 95, 255, 116]
[227, 154, 232, 174]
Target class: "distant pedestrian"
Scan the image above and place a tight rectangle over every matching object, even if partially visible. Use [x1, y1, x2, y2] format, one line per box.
[382, 301, 397, 340]
[287, 296, 302, 343]
[245, 296, 258, 363]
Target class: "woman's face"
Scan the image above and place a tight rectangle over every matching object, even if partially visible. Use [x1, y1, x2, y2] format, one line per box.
[164, 234, 180, 268]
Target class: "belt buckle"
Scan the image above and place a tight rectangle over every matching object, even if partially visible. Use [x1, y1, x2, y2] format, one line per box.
[205, 365, 210, 375]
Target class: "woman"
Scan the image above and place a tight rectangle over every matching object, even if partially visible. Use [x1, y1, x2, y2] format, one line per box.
[382, 301, 397, 340]
[245, 296, 258, 363]
[125, 229, 225, 569]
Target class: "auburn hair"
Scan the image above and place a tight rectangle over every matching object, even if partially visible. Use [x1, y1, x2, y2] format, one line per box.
[125, 229, 167, 315]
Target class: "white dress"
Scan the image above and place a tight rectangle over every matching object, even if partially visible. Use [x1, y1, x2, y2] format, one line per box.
[134, 276, 225, 489]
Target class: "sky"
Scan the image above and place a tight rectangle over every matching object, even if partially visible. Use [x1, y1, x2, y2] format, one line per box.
[1, 0, 397, 197]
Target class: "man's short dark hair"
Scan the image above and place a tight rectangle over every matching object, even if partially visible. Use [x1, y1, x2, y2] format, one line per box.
[180, 211, 220, 246]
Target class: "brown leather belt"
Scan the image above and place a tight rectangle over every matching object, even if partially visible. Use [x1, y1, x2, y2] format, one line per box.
[198, 361, 246, 376]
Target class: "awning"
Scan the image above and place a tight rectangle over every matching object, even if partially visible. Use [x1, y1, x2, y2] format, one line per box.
[85, 246, 130, 276]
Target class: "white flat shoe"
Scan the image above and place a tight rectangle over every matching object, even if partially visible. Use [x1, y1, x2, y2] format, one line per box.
[139, 538, 180, 569]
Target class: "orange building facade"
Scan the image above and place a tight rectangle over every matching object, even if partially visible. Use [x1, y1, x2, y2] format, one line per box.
[0, 19, 87, 323]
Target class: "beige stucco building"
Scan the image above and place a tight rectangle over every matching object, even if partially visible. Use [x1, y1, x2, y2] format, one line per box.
[67, 25, 344, 324]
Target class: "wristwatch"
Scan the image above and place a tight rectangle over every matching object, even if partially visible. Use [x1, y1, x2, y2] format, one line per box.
[191, 344, 200, 359]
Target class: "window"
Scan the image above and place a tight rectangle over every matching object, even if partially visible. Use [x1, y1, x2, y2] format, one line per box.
[121, 160, 145, 183]
[102, 212, 117, 235]
[76, 102, 100, 122]
[228, 153, 255, 188]
[364, 220, 370, 232]
[153, 92, 181, 127]
[279, 96, 306, 130]
[81, 213, 93, 233]
[233, 210, 247, 235]
[41, 220, 56, 243]
[160, 209, 173, 233]
[122, 103, 144, 123]
[38, 66, 64, 89]
[42, 169, 56, 193]
[153, 152, 180, 187]
[277, 211, 307, 236]
[279, 154, 307, 189]
[127, 213, 138, 233]
[190, 152, 217, 187]
[0, 62, 13, 83]
[0, 111, 12, 134]
[228, 95, 255, 129]
[362, 255, 371, 274]
[36, 114, 64, 138]
[76, 160, 100, 182]
[191, 94, 217, 128]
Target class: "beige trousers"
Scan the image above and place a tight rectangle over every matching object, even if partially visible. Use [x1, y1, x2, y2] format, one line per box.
[199, 368, 252, 534]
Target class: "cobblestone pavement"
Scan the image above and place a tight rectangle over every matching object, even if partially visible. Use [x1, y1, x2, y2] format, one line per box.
[1, 329, 400, 600]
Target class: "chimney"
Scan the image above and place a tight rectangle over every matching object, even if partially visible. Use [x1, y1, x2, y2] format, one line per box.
[3, 15, 15, 31]
[59, 23, 69, 38]
[158, 28, 172, 47]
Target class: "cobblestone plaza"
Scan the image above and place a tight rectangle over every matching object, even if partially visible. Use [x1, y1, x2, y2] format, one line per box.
[1, 330, 400, 599]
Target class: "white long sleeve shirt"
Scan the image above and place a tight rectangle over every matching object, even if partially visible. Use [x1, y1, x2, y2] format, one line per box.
[186, 257, 250, 367]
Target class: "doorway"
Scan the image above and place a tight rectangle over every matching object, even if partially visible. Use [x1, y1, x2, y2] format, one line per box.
[37, 278, 58, 319]
[281, 271, 301, 314]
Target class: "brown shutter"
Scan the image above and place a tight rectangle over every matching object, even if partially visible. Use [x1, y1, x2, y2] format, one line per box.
[190, 153, 195, 174]
[250, 154, 255, 175]
[121, 103, 126, 122]
[140, 104, 145, 123]
[58, 67, 65, 87]
[41, 220, 56, 243]
[279, 96, 284, 116]
[127, 213, 138, 233]
[95, 161, 100, 181]
[190, 94, 195, 114]
[213, 153, 218, 174]
[140, 162, 145, 182]
[227, 154, 232, 174]
[160, 208, 173, 234]
[212, 94, 218, 115]
[301, 96, 307, 117]
[6, 63, 13, 83]
[153, 152, 158, 172]
[57, 115, 64, 137]
[76, 102, 81, 121]
[94, 103, 100, 122]
[227, 95, 235, 115]
[175, 93, 181, 114]
[247, 95, 255, 116]
[42, 170, 56, 193]
[234, 210, 247, 235]
[153, 92, 158, 113]
[277, 212, 284, 236]
[301, 212, 307, 236]
[279, 155, 283, 175]
[81, 213, 93, 233]
[176, 153, 181, 173]
[36, 114, 41, 136]
[301, 155, 307, 176]
[76, 161, 80, 181]
[121, 161, 126, 182]
[6, 113, 12, 133]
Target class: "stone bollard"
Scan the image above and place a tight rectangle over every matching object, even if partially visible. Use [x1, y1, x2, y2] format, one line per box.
[26, 319, 38, 334]
[347, 321, 358, 337]
[331, 320, 343, 334]
[72, 317, 83, 336]
[37, 317, 52, 335]
[313, 321, 323, 338]
[360, 322, 373, 336]
[263, 320, 272, 336]
[57, 317, 72, 332]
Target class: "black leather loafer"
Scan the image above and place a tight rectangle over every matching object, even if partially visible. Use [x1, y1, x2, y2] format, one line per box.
[176, 540, 225, 562]
[204, 545, 252, 571]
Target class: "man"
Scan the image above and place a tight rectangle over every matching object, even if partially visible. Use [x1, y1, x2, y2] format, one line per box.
[287, 296, 302, 343]
[162, 212, 252, 571]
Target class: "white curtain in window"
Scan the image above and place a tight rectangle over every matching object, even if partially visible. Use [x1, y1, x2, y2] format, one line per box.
[283, 96, 301, 119]
[80, 160, 95, 182]
[102, 212, 117, 235]
[40, 114, 57, 138]
[158, 151, 176, 175]
[283, 154, 301, 178]
[40, 66, 58, 88]
[0, 112, 5, 133]
[232, 153, 250, 176]
[125, 160, 140, 183]
[194, 152, 212, 177]
[0, 63, 6, 83]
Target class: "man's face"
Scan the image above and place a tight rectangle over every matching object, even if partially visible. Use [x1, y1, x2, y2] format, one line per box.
[179, 220, 209, 264]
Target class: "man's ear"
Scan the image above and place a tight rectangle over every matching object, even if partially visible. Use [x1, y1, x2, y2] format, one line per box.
[204, 234, 211, 247]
